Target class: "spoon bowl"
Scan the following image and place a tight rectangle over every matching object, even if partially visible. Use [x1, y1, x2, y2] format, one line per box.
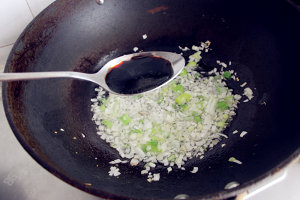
[0, 51, 185, 95]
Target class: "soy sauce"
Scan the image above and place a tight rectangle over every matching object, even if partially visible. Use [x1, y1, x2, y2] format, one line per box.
[105, 55, 173, 94]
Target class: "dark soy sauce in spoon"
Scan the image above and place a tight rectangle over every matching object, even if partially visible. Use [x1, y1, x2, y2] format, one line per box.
[105, 55, 174, 94]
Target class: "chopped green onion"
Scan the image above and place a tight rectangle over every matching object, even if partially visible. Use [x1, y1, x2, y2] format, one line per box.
[120, 114, 131, 125]
[224, 95, 233, 103]
[223, 114, 229, 120]
[133, 94, 143, 99]
[180, 103, 189, 112]
[141, 144, 147, 152]
[216, 101, 229, 111]
[172, 84, 185, 93]
[223, 71, 232, 79]
[139, 119, 144, 124]
[168, 154, 176, 161]
[172, 104, 179, 110]
[130, 129, 142, 134]
[152, 123, 162, 134]
[157, 95, 164, 104]
[162, 87, 169, 93]
[214, 75, 221, 80]
[197, 95, 204, 100]
[197, 124, 203, 130]
[228, 157, 242, 164]
[216, 85, 222, 94]
[190, 52, 201, 62]
[141, 140, 160, 153]
[194, 115, 202, 123]
[99, 104, 105, 111]
[195, 73, 200, 78]
[217, 121, 226, 128]
[186, 61, 197, 67]
[175, 92, 192, 105]
[188, 126, 194, 131]
[151, 135, 164, 142]
[101, 98, 107, 105]
[102, 120, 112, 128]
[192, 112, 202, 123]
[180, 69, 188, 76]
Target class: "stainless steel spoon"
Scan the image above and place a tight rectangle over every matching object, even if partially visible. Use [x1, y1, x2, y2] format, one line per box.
[0, 51, 185, 95]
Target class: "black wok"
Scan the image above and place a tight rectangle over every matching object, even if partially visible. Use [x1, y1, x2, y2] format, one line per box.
[2, 0, 300, 199]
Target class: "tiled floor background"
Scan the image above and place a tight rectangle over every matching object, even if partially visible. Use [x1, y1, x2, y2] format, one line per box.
[0, 0, 55, 67]
[0, 1, 99, 199]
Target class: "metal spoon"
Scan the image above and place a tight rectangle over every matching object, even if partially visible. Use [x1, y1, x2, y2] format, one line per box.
[0, 51, 185, 95]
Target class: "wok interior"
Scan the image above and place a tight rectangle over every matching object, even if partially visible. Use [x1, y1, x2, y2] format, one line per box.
[3, 0, 300, 199]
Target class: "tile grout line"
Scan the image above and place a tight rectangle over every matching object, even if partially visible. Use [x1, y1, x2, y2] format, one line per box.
[1, 0, 34, 50]
[24, 0, 35, 18]
[0, 43, 14, 49]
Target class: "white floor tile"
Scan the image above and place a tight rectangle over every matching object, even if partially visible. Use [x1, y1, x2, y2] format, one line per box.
[0, 0, 33, 47]
[0, 96, 100, 200]
[0, 44, 14, 69]
[26, 0, 55, 17]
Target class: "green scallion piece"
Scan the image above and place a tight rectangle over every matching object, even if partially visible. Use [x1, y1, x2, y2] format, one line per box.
[141, 140, 160, 153]
[158, 95, 164, 104]
[192, 112, 202, 123]
[120, 114, 131, 125]
[152, 123, 162, 134]
[216, 85, 222, 94]
[168, 154, 176, 161]
[175, 92, 192, 105]
[180, 69, 188, 76]
[186, 61, 197, 67]
[223, 71, 232, 79]
[172, 84, 185, 93]
[216, 101, 229, 111]
[99, 104, 105, 111]
[194, 115, 202, 123]
[130, 129, 142, 134]
[217, 121, 225, 128]
[180, 103, 189, 112]
[102, 120, 112, 128]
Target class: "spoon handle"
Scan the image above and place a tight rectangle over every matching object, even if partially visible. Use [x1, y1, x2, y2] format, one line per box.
[0, 71, 93, 82]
